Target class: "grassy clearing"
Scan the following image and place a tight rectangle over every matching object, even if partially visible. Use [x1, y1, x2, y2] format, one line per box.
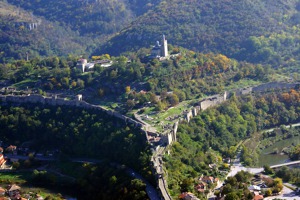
[0, 171, 29, 184]
[12, 79, 38, 90]
[225, 79, 262, 91]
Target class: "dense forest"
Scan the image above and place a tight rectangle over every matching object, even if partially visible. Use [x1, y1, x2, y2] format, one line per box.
[0, 1, 91, 62]
[101, 0, 300, 69]
[1, 0, 300, 70]
[7, 0, 159, 36]
[165, 88, 300, 197]
[0, 104, 153, 199]
[0, 0, 161, 60]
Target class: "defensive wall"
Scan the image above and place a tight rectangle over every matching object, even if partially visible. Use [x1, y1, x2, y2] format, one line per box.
[1, 81, 299, 200]
[0, 93, 170, 200]
[171, 82, 300, 137]
[0, 94, 144, 129]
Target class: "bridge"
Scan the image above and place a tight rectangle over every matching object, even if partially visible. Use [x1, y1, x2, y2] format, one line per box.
[270, 160, 300, 169]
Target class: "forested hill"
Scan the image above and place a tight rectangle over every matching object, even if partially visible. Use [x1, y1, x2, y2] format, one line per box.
[100, 0, 300, 65]
[0, 1, 91, 62]
[1, 0, 161, 61]
[3, 0, 300, 67]
[7, 0, 160, 36]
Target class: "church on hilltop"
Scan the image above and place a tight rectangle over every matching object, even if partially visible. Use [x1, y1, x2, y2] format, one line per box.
[150, 35, 169, 59]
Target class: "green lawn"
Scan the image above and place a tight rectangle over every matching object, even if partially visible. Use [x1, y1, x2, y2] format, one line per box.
[12, 79, 38, 90]
[0, 171, 29, 184]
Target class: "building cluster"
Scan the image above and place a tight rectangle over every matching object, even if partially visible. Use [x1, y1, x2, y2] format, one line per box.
[76, 58, 113, 73]
[0, 184, 44, 200]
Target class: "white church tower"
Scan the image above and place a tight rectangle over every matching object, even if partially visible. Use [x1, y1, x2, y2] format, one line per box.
[161, 35, 168, 57]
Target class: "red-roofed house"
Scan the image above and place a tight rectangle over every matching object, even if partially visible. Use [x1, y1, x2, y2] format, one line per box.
[200, 176, 219, 184]
[0, 187, 5, 196]
[179, 192, 200, 200]
[195, 182, 207, 193]
[253, 194, 264, 200]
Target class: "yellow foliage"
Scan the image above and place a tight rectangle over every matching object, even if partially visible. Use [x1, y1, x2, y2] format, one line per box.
[125, 86, 131, 93]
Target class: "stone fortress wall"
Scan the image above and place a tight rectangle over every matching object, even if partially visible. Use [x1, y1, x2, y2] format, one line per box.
[0, 81, 299, 200]
[0, 94, 144, 129]
[170, 82, 300, 138]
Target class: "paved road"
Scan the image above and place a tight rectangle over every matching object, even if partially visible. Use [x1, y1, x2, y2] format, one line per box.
[264, 187, 298, 200]
[271, 160, 300, 169]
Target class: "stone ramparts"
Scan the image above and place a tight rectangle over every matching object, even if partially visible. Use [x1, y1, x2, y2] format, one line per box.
[172, 82, 300, 140]
[252, 82, 299, 93]
[0, 94, 144, 129]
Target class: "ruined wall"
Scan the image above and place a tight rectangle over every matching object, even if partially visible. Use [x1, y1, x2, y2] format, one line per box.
[0, 94, 144, 128]
[252, 82, 299, 93]
[199, 92, 227, 111]
[185, 110, 193, 122]
[173, 82, 300, 139]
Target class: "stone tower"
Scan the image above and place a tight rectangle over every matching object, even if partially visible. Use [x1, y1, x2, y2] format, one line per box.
[161, 35, 168, 57]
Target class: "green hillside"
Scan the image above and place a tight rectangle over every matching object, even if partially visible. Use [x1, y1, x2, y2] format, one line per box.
[1, 0, 162, 61]
[7, 0, 160, 36]
[0, 1, 92, 62]
[3, 0, 300, 68]
[100, 0, 300, 66]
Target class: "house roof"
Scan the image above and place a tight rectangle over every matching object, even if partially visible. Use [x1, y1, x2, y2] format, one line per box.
[8, 184, 20, 191]
[195, 184, 206, 192]
[253, 194, 264, 200]
[201, 176, 214, 182]
[248, 185, 261, 191]
[179, 192, 199, 200]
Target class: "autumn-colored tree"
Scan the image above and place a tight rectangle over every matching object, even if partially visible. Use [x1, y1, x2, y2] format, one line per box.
[125, 86, 131, 93]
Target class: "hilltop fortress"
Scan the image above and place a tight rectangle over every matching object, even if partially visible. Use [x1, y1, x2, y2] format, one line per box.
[0, 81, 299, 147]
[0, 81, 299, 200]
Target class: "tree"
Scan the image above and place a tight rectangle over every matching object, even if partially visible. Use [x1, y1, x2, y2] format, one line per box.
[221, 184, 233, 196]
[227, 146, 237, 159]
[125, 86, 131, 93]
[265, 188, 272, 196]
[109, 175, 117, 185]
[110, 70, 118, 79]
[12, 161, 20, 169]
[167, 94, 179, 106]
[180, 178, 194, 192]
[225, 192, 239, 200]
[98, 89, 105, 97]
[61, 77, 70, 89]
[0, 64, 8, 79]
[263, 165, 274, 175]
[77, 79, 85, 89]
[126, 100, 135, 110]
